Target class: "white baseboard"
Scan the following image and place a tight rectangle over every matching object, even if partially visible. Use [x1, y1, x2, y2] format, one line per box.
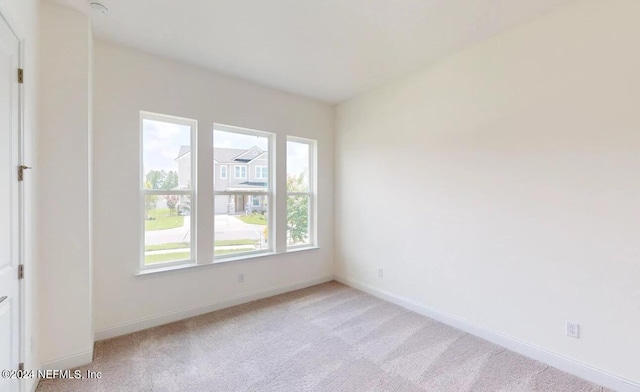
[335, 275, 640, 392]
[26, 377, 38, 392]
[94, 275, 334, 342]
[39, 349, 93, 371]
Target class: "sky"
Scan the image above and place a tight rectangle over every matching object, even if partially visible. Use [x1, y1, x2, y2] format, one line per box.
[143, 119, 310, 181]
[286, 140, 310, 183]
[213, 129, 268, 150]
[143, 119, 190, 174]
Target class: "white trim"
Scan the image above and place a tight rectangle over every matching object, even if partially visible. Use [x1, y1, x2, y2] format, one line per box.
[39, 349, 93, 371]
[335, 276, 640, 392]
[233, 165, 247, 179]
[255, 165, 268, 179]
[27, 378, 38, 392]
[0, 3, 25, 40]
[94, 275, 333, 341]
[220, 164, 227, 179]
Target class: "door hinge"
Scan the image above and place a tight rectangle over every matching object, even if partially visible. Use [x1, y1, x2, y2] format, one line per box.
[18, 265, 24, 280]
[18, 165, 32, 181]
[18, 363, 24, 371]
[18, 68, 23, 84]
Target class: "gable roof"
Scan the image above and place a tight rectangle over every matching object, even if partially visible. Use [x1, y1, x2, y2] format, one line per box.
[214, 148, 249, 163]
[175, 145, 191, 160]
[233, 146, 263, 162]
[175, 145, 264, 163]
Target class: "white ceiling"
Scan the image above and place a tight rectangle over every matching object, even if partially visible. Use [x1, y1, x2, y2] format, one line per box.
[55, 0, 576, 103]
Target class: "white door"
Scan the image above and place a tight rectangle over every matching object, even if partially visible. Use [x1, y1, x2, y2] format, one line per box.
[0, 12, 21, 392]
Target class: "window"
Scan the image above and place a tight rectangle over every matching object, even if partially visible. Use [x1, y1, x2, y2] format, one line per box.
[214, 125, 272, 258]
[234, 165, 247, 179]
[140, 112, 318, 271]
[141, 112, 196, 268]
[255, 166, 268, 180]
[252, 195, 261, 207]
[287, 137, 315, 247]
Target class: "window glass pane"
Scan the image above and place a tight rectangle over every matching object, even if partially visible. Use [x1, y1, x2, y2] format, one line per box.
[214, 129, 269, 191]
[142, 119, 191, 190]
[144, 193, 191, 265]
[214, 194, 269, 257]
[287, 195, 310, 246]
[256, 166, 268, 179]
[286, 141, 310, 192]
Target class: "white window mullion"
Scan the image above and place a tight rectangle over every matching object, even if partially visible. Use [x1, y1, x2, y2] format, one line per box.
[310, 139, 317, 246]
[275, 133, 287, 253]
[196, 118, 213, 265]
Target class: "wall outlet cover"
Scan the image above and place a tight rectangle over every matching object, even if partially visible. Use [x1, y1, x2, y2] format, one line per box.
[566, 321, 580, 339]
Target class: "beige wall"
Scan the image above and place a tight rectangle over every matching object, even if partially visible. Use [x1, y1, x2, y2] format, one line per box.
[92, 40, 334, 337]
[38, 1, 93, 370]
[336, 0, 640, 384]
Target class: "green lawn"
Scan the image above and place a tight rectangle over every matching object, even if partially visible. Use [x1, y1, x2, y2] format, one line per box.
[145, 251, 190, 264]
[145, 208, 184, 231]
[237, 213, 267, 225]
[145, 239, 258, 252]
[215, 239, 257, 246]
[145, 242, 190, 251]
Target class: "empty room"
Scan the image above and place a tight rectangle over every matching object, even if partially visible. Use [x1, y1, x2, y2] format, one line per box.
[0, 0, 638, 391]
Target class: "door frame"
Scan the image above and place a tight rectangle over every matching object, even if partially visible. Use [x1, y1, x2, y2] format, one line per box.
[0, 5, 26, 391]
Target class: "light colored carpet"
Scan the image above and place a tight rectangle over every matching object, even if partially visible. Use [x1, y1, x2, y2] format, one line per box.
[37, 281, 610, 392]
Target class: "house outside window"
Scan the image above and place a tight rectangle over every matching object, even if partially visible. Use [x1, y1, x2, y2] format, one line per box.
[234, 165, 247, 179]
[214, 125, 272, 258]
[220, 165, 227, 179]
[252, 195, 261, 207]
[255, 166, 268, 179]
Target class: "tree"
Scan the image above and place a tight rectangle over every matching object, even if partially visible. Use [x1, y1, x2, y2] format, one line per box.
[286, 173, 309, 244]
[164, 171, 179, 190]
[146, 170, 167, 190]
[145, 169, 179, 190]
[143, 181, 157, 220]
[165, 195, 179, 216]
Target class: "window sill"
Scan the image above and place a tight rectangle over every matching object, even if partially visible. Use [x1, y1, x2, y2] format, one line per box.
[135, 262, 201, 276]
[134, 247, 319, 277]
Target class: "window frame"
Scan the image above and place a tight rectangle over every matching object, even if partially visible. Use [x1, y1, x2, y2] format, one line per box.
[139, 111, 198, 271]
[234, 165, 247, 179]
[220, 164, 227, 179]
[214, 124, 275, 261]
[252, 195, 261, 207]
[286, 136, 316, 250]
[137, 114, 320, 274]
[255, 165, 268, 180]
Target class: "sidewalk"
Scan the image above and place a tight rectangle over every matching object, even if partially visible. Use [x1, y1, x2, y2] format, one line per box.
[145, 244, 257, 256]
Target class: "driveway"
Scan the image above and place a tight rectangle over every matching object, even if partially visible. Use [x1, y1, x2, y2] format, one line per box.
[144, 215, 266, 245]
[215, 214, 266, 242]
[145, 216, 191, 245]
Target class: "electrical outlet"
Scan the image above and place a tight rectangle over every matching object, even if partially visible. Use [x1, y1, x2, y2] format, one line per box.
[566, 321, 580, 339]
[377, 268, 383, 278]
[238, 273, 245, 283]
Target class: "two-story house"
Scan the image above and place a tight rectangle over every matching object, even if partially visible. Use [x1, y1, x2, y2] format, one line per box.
[175, 145, 269, 214]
